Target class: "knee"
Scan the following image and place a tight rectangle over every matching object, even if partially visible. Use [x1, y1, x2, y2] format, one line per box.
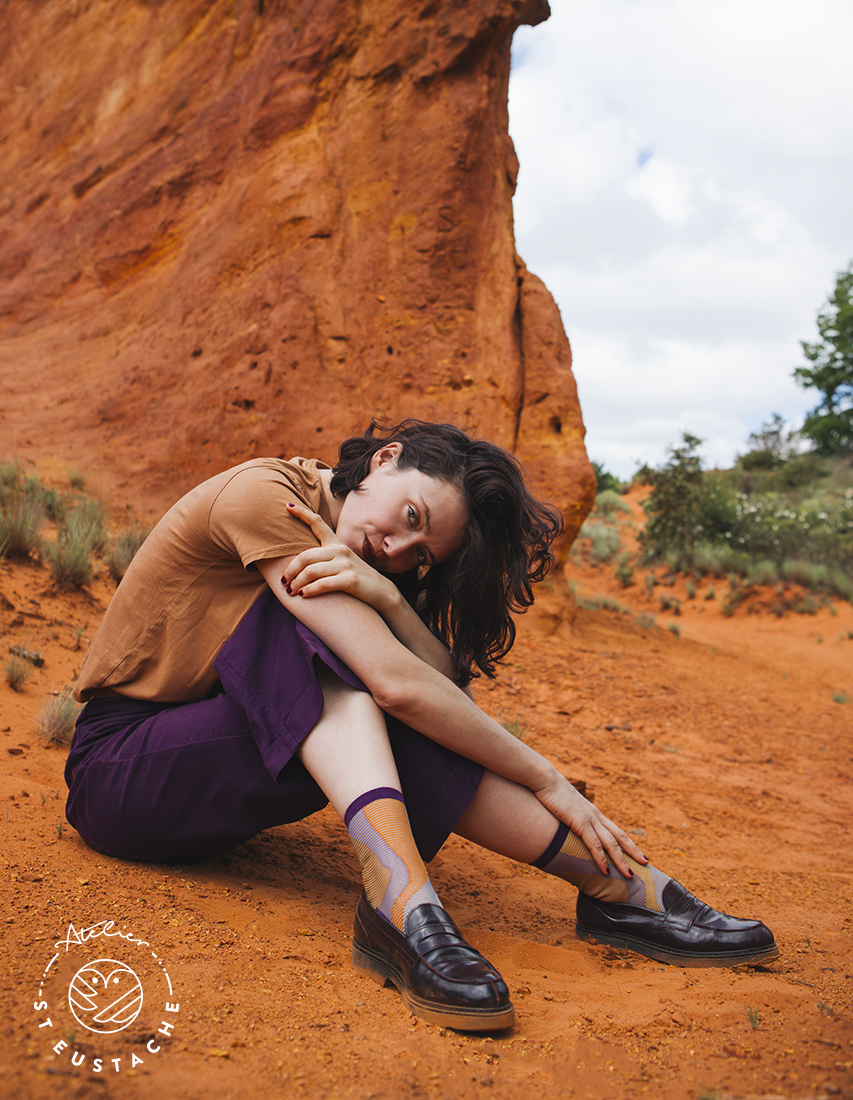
[317, 665, 384, 724]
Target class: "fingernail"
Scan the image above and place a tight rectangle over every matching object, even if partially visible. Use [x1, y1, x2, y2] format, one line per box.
[286, 502, 296, 509]
[297, 590, 304, 597]
[285, 583, 292, 594]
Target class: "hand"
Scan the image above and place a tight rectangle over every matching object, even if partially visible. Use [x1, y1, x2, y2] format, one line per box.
[532, 768, 649, 877]
[282, 501, 398, 613]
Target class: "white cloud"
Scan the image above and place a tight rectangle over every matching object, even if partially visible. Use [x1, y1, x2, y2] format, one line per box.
[509, 0, 853, 477]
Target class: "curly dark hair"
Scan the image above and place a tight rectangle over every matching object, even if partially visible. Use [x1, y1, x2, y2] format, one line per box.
[330, 418, 563, 684]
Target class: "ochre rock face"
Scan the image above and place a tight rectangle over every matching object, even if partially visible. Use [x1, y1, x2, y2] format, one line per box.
[0, 0, 594, 541]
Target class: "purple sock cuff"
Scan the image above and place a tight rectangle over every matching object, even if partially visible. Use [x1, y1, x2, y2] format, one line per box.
[344, 787, 404, 828]
[531, 821, 570, 869]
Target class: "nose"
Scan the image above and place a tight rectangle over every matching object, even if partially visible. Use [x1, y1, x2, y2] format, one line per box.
[382, 533, 417, 563]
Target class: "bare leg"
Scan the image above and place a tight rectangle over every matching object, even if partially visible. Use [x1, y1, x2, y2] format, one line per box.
[455, 770, 779, 968]
[456, 769, 670, 908]
[297, 663, 403, 815]
[298, 666, 515, 1028]
[454, 769, 557, 863]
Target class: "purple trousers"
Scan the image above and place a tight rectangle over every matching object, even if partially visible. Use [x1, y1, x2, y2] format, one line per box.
[65, 589, 483, 865]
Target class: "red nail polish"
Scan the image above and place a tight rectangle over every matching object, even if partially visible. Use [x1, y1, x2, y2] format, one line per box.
[297, 589, 304, 597]
[287, 502, 296, 508]
[285, 583, 292, 594]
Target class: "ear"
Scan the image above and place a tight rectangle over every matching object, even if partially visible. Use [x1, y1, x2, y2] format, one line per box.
[370, 441, 403, 471]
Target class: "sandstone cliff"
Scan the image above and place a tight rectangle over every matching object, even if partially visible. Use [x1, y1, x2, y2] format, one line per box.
[0, 0, 594, 539]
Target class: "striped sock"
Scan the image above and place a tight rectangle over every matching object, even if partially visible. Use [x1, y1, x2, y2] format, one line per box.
[532, 822, 671, 911]
[344, 787, 441, 934]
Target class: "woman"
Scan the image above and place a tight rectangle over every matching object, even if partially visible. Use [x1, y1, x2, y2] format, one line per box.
[67, 419, 778, 1032]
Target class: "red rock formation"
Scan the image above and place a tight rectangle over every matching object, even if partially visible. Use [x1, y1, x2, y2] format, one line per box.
[0, 0, 594, 540]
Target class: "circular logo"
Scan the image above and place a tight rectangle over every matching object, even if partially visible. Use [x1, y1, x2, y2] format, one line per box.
[33, 918, 180, 1075]
[68, 958, 144, 1034]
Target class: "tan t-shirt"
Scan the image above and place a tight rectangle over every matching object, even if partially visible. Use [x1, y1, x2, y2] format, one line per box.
[74, 457, 332, 704]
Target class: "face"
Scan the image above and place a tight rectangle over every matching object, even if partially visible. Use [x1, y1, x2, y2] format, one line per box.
[334, 444, 468, 574]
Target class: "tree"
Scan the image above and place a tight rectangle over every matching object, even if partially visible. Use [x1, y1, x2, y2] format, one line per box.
[794, 263, 853, 455]
[739, 413, 797, 470]
[639, 433, 705, 557]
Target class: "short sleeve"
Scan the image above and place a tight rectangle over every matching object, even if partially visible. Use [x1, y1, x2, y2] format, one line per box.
[207, 465, 321, 568]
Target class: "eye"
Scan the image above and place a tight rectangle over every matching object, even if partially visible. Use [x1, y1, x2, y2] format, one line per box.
[416, 546, 427, 565]
[407, 505, 417, 527]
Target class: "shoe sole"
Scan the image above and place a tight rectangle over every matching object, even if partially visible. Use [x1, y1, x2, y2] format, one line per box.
[575, 924, 781, 968]
[352, 938, 516, 1031]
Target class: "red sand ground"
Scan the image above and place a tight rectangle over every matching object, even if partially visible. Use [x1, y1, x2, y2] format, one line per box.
[1, 475, 852, 1100]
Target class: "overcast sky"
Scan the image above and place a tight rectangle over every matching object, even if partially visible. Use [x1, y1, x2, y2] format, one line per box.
[508, 0, 853, 478]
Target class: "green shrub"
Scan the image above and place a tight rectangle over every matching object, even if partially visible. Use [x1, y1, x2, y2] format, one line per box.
[44, 520, 96, 587]
[579, 519, 622, 564]
[828, 567, 853, 602]
[594, 489, 630, 516]
[746, 559, 778, 586]
[640, 433, 705, 557]
[37, 686, 82, 746]
[592, 461, 623, 494]
[782, 560, 829, 589]
[105, 523, 150, 582]
[0, 494, 45, 559]
[615, 554, 635, 588]
[667, 623, 680, 638]
[685, 579, 697, 599]
[0, 457, 24, 501]
[68, 497, 109, 556]
[5, 652, 35, 691]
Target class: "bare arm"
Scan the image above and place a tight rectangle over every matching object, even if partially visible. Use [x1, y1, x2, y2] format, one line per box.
[278, 501, 470, 692]
[257, 555, 646, 875]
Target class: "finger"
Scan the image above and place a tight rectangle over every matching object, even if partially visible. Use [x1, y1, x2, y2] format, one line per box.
[578, 823, 612, 876]
[597, 830, 633, 879]
[287, 561, 352, 595]
[597, 815, 648, 865]
[282, 547, 336, 584]
[286, 500, 336, 543]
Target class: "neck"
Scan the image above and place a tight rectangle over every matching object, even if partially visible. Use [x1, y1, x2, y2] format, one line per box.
[316, 467, 343, 529]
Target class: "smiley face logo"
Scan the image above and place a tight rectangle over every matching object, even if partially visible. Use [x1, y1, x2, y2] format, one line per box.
[68, 958, 144, 1034]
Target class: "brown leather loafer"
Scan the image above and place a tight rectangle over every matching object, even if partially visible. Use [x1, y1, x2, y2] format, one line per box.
[352, 892, 515, 1031]
[576, 878, 780, 967]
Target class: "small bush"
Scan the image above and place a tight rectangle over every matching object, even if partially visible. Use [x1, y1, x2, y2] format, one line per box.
[685, 579, 697, 599]
[667, 623, 680, 638]
[644, 573, 657, 599]
[0, 494, 45, 559]
[746, 559, 779, 586]
[594, 489, 630, 516]
[833, 692, 850, 705]
[37, 687, 82, 746]
[705, 586, 716, 601]
[721, 583, 748, 618]
[105, 523, 150, 582]
[68, 469, 87, 490]
[592, 462, 623, 494]
[615, 553, 634, 588]
[829, 567, 853, 602]
[0, 457, 24, 501]
[69, 497, 109, 556]
[579, 519, 622, 564]
[5, 652, 35, 692]
[782, 560, 829, 590]
[44, 523, 95, 587]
